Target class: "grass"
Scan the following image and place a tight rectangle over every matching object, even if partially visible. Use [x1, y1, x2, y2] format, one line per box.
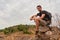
[0, 24, 35, 35]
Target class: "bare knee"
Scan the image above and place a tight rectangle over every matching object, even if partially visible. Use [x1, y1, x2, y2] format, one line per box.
[34, 18, 39, 22]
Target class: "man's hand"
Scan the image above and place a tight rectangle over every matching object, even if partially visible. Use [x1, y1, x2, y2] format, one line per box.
[30, 17, 33, 21]
[30, 14, 37, 21]
[30, 16, 34, 21]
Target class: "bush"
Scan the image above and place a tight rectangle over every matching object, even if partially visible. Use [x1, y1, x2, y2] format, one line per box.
[17, 25, 32, 34]
[17, 25, 28, 31]
[23, 29, 32, 34]
[3, 27, 15, 34]
[3, 28, 10, 34]
[1, 24, 35, 35]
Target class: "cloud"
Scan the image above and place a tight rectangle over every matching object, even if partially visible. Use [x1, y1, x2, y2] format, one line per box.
[0, 11, 11, 18]
[0, 19, 9, 29]
[0, 0, 60, 29]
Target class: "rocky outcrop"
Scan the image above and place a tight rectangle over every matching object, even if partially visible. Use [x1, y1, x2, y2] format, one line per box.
[0, 26, 60, 40]
[31, 26, 60, 40]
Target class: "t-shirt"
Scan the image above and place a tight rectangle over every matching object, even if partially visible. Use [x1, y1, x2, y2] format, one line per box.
[37, 10, 51, 21]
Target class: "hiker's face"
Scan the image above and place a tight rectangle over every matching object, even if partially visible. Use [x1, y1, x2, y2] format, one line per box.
[37, 7, 42, 12]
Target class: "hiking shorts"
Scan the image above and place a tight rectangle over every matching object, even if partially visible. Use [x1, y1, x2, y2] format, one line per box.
[37, 16, 47, 26]
[39, 19, 47, 26]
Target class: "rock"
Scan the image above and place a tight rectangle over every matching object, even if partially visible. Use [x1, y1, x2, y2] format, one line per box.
[0, 37, 4, 40]
[39, 26, 50, 32]
[51, 27, 60, 35]
[45, 31, 53, 36]
[58, 38, 60, 40]
[41, 35, 50, 40]
[50, 34, 60, 40]
[35, 26, 60, 40]
[50, 38, 55, 40]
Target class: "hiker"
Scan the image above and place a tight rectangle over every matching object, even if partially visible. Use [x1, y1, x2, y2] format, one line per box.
[30, 5, 52, 35]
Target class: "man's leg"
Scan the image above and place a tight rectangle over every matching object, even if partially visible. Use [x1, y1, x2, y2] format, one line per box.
[34, 18, 40, 35]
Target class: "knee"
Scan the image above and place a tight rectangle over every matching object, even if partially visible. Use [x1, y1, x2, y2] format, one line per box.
[34, 18, 39, 22]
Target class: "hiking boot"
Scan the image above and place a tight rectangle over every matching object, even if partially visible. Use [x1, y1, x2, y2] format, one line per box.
[35, 31, 39, 35]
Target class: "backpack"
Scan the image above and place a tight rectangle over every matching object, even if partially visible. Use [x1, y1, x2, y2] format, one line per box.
[43, 10, 52, 20]
[43, 10, 52, 25]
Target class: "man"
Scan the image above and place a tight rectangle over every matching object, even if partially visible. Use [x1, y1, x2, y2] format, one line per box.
[30, 5, 52, 35]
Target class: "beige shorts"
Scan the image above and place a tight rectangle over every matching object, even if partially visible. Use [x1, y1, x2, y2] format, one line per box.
[39, 19, 47, 26]
[37, 16, 47, 26]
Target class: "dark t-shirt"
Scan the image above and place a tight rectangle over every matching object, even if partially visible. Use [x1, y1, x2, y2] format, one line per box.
[37, 10, 51, 21]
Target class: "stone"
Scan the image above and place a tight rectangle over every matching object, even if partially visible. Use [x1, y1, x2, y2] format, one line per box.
[37, 27, 60, 40]
[58, 38, 60, 40]
[39, 26, 50, 32]
[45, 31, 53, 36]
[50, 34, 60, 40]
[50, 38, 55, 40]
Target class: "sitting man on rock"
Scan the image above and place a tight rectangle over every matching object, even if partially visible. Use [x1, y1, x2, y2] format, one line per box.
[30, 5, 52, 35]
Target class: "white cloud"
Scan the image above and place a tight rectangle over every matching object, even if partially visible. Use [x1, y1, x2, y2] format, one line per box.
[0, 0, 60, 29]
[0, 19, 9, 29]
[0, 11, 10, 18]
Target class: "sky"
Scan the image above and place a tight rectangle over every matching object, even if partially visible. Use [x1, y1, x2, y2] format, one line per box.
[0, 0, 60, 29]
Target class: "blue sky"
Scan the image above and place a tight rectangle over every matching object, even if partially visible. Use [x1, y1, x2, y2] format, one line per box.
[0, 0, 60, 29]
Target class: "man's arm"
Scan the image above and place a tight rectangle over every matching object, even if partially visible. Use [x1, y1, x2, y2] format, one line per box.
[30, 14, 37, 20]
[37, 14, 45, 19]
[40, 14, 45, 19]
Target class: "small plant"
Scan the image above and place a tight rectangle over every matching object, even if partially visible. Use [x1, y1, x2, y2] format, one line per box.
[23, 29, 32, 34]
[3, 28, 10, 34]
[17, 25, 32, 34]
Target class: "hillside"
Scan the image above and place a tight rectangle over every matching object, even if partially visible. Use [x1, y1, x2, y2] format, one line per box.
[0, 24, 35, 40]
[0, 24, 60, 40]
[0, 24, 35, 34]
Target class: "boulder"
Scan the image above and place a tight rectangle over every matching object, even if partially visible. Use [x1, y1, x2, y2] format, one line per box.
[39, 26, 50, 32]
[34, 27, 60, 40]
[45, 31, 53, 36]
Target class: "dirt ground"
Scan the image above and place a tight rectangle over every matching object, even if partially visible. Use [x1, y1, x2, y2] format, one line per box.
[0, 27, 60, 40]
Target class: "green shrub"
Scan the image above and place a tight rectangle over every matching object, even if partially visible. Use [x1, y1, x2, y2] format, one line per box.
[3, 28, 10, 34]
[17, 25, 28, 31]
[3, 27, 15, 34]
[1, 24, 35, 34]
[17, 25, 32, 34]
[23, 29, 31, 34]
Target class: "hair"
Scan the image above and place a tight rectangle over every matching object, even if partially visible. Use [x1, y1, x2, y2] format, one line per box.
[37, 5, 42, 8]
